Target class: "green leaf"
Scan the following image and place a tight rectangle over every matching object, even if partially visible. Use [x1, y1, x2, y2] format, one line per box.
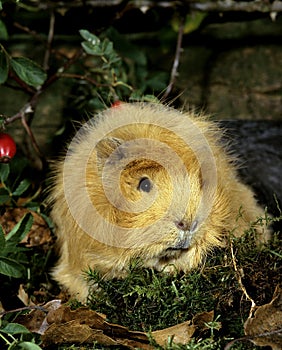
[171, 12, 207, 34]
[0, 256, 24, 277]
[0, 224, 5, 249]
[0, 187, 10, 205]
[10, 57, 47, 88]
[183, 12, 207, 34]
[11, 341, 43, 350]
[0, 20, 8, 40]
[0, 322, 30, 335]
[79, 29, 100, 45]
[5, 213, 33, 243]
[0, 45, 9, 84]
[12, 178, 31, 196]
[103, 40, 113, 56]
[106, 28, 146, 66]
[0, 163, 10, 183]
[81, 41, 103, 56]
[79, 29, 104, 56]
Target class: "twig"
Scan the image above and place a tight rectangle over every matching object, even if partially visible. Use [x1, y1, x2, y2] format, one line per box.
[0, 305, 48, 317]
[163, 15, 185, 100]
[43, 11, 55, 71]
[58, 72, 111, 87]
[224, 328, 282, 350]
[8, 71, 35, 95]
[21, 111, 43, 158]
[43, 48, 84, 89]
[230, 240, 256, 309]
[4, 91, 44, 158]
[13, 22, 42, 40]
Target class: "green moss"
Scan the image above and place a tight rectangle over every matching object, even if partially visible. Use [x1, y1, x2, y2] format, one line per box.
[85, 214, 281, 349]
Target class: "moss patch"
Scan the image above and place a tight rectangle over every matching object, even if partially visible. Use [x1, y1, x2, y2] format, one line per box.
[84, 216, 281, 349]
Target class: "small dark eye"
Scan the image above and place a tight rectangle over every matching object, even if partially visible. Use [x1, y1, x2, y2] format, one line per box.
[138, 177, 152, 193]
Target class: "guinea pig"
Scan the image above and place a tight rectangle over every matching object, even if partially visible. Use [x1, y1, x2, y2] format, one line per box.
[49, 102, 270, 301]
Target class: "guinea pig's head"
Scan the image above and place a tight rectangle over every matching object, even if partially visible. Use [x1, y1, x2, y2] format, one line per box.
[59, 102, 223, 268]
[85, 128, 217, 263]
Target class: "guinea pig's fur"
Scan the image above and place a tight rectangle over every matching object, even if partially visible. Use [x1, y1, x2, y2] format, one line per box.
[49, 102, 269, 301]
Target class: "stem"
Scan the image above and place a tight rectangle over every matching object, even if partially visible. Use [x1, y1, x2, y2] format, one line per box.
[58, 72, 110, 87]
[43, 11, 55, 70]
[0, 332, 12, 346]
[43, 48, 84, 89]
[0, 305, 48, 317]
[230, 240, 256, 309]
[163, 15, 185, 100]
[4, 91, 44, 160]
[21, 113, 43, 158]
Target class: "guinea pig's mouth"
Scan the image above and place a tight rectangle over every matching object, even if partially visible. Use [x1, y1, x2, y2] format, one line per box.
[166, 230, 194, 251]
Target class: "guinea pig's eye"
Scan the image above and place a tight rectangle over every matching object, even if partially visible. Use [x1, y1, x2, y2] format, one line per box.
[137, 177, 152, 193]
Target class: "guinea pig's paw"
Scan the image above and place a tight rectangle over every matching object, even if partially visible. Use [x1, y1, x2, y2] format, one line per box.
[161, 263, 179, 274]
[254, 225, 272, 245]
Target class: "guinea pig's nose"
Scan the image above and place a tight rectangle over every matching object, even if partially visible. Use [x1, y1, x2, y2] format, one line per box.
[176, 219, 198, 233]
[176, 220, 189, 231]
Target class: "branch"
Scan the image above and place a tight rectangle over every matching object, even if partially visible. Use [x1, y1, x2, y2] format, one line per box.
[163, 15, 185, 100]
[0, 305, 48, 317]
[8, 71, 35, 95]
[43, 11, 55, 71]
[189, 0, 282, 13]
[43, 48, 84, 89]
[58, 73, 111, 87]
[4, 91, 44, 159]
[32, 0, 282, 13]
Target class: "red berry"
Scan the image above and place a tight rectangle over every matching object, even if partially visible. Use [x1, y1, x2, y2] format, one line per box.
[111, 101, 122, 108]
[0, 133, 17, 163]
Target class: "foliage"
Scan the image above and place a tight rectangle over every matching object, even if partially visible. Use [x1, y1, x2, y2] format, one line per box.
[0, 163, 35, 207]
[87, 263, 215, 332]
[0, 321, 42, 350]
[0, 212, 33, 278]
[0, 12, 168, 113]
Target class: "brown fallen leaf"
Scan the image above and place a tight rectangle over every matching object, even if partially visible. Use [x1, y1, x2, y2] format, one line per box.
[41, 305, 153, 349]
[18, 303, 217, 348]
[152, 310, 217, 347]
[152, 321, 196, 346]
[15, 300, 62, 334]
[192, 310, 217, 331]
[43, 320, 120, 347]
[244, 285, 282, 350]
[17, 284, 34, 306]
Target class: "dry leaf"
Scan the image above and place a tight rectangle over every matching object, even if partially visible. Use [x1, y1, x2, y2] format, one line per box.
[244, 285, 282, 350]
[43, 320, 119, 347]
[15, 300, 62, 334]
[17, 284, 33, 306]
[192, 310, 216, 331]
[152, 311, 216, 346]
[41, 305, 153, 349]
[152, 321, 196, 346]
[18, 303, 218, 348]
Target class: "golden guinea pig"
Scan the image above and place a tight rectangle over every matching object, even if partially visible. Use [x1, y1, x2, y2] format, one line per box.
[49, 102, 269, 301]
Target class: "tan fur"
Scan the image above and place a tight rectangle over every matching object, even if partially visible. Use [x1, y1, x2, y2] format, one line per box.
[49, 102, 269, 301]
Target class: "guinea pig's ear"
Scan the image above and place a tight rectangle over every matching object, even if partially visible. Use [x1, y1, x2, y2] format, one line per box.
[95, 137, 124, 172]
